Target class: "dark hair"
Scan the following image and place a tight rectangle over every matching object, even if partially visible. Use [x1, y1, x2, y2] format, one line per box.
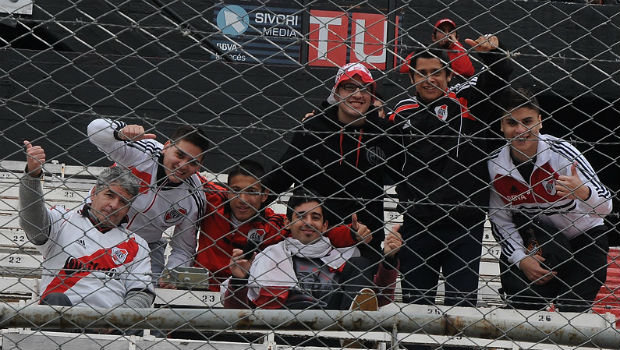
[227, 160, 265, 188]
[503, 87, 541, 114]
[407, 48, 451, 77]
[171, 125, 210, 154]
[286, 188, 323, 221]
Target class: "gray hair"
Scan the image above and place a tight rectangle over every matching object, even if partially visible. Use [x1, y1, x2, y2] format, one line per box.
[95, 167, 140, 200]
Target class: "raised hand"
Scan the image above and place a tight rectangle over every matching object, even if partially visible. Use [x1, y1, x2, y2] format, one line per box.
[23, 140, 45, 177]
[464, 35, 499, 52]
[351, 213, 372, 243]
[556, 162, 590, 201]
[118, 124, 157, 142]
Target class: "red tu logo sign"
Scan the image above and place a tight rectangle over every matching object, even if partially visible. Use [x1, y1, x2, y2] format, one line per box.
[308, 10, 388, 70]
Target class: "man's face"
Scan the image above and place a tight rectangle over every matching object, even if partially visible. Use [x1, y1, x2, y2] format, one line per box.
[501, 106, 542, 162]
[335, 75, 373, 120]
[289, 201, 328, 244]
[227, 174, 267, 222]
[90, 184, 133, 228]
[161, 140, 203, 183]
[432, 24, 456, 48]
[410, 57, 452, 103]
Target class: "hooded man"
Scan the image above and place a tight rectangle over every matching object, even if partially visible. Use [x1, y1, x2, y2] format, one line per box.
[263, 63, 403, 266]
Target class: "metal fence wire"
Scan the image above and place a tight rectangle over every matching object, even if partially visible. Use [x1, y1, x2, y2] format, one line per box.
[0, 0, 619, 349]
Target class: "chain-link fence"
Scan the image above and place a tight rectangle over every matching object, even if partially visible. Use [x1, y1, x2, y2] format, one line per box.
[1, 0, 619, 349]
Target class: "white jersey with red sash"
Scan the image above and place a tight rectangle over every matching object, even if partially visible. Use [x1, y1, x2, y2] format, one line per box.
[488, 134, 612, 265]
[87, 118, 207, 269]
[38, 206, 153, 308]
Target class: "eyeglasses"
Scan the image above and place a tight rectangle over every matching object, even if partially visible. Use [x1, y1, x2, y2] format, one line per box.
[339, 83, 372, 95]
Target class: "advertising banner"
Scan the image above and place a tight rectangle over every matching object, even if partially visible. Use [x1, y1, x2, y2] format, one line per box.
[308, 10, 388, 70]
[212, 3, 302, 65]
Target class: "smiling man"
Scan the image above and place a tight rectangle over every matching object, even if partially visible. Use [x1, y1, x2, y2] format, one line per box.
[88, 119, 209, 281]
[263, 63, 402, 267]
[195, 160, 284, 291]
[19, 141, 153, 308]
[195, 160, 371, 292]
[223, 189, 402, 310]
[388, 35, 512, 307]
[489, 87, 612, 311]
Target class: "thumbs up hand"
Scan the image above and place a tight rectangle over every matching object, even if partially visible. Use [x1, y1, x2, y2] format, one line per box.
[23, 140, 46, 177]
[118, 125, 157, 142]
[556, 162, 590, 201]
[351, 214, 372, 243]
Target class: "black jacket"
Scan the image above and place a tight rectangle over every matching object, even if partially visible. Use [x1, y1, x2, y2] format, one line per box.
[389, 48, 513, 229]
[264, 103, 403, 245]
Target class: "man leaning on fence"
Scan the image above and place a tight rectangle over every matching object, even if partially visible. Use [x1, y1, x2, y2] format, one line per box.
[223, 189, 402, 310]
[488, 87, 612, 312]
[389, 34, 512, 306]
[19, 141, 154, 308]
[195, 160, 370, 292]
[87, 119, 209, 284]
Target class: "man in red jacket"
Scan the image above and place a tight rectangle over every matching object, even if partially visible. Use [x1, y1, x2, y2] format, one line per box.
[431, 18, 475, 79]
[399, 18, 475, 81]
[195, 160, 371, 292]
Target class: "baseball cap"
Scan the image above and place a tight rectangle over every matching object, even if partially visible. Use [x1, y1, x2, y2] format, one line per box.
[434, 18, 456, 33]
[327, 63, 376, 105]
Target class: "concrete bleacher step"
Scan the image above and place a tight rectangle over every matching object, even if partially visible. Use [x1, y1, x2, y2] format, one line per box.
[0, 277, 38, 301]
[0, 228, 38, 250]
[0, 212, 20, 229]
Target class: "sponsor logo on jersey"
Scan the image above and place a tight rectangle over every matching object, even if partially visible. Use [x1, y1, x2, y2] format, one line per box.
[63, 256, 112, 274]
[434, 104, 448, 121]
[366, 146, 386, 166]
[542, 178, 557, 196]
[111, 247, 128, 265]
[506, 193, 528, 202]
[164, 205, 188, 223]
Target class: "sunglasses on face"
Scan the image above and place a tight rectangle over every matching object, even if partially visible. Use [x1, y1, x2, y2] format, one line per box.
[339, 83, 373, 95]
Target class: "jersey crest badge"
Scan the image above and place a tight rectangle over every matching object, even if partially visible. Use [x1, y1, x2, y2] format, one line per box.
[248, 228, 265, 242]
[434, 104, 448, 121]
[164, 205, 188, 223]
[111, 247, 128, 265]
[542, 178, 557, 196]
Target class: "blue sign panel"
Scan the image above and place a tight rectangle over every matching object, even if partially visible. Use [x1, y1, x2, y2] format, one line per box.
[212, 3, 302, 65]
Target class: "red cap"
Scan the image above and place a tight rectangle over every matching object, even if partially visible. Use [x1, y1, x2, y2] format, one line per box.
[327, 63, 376, 104]
[434, 18, 456, 32]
